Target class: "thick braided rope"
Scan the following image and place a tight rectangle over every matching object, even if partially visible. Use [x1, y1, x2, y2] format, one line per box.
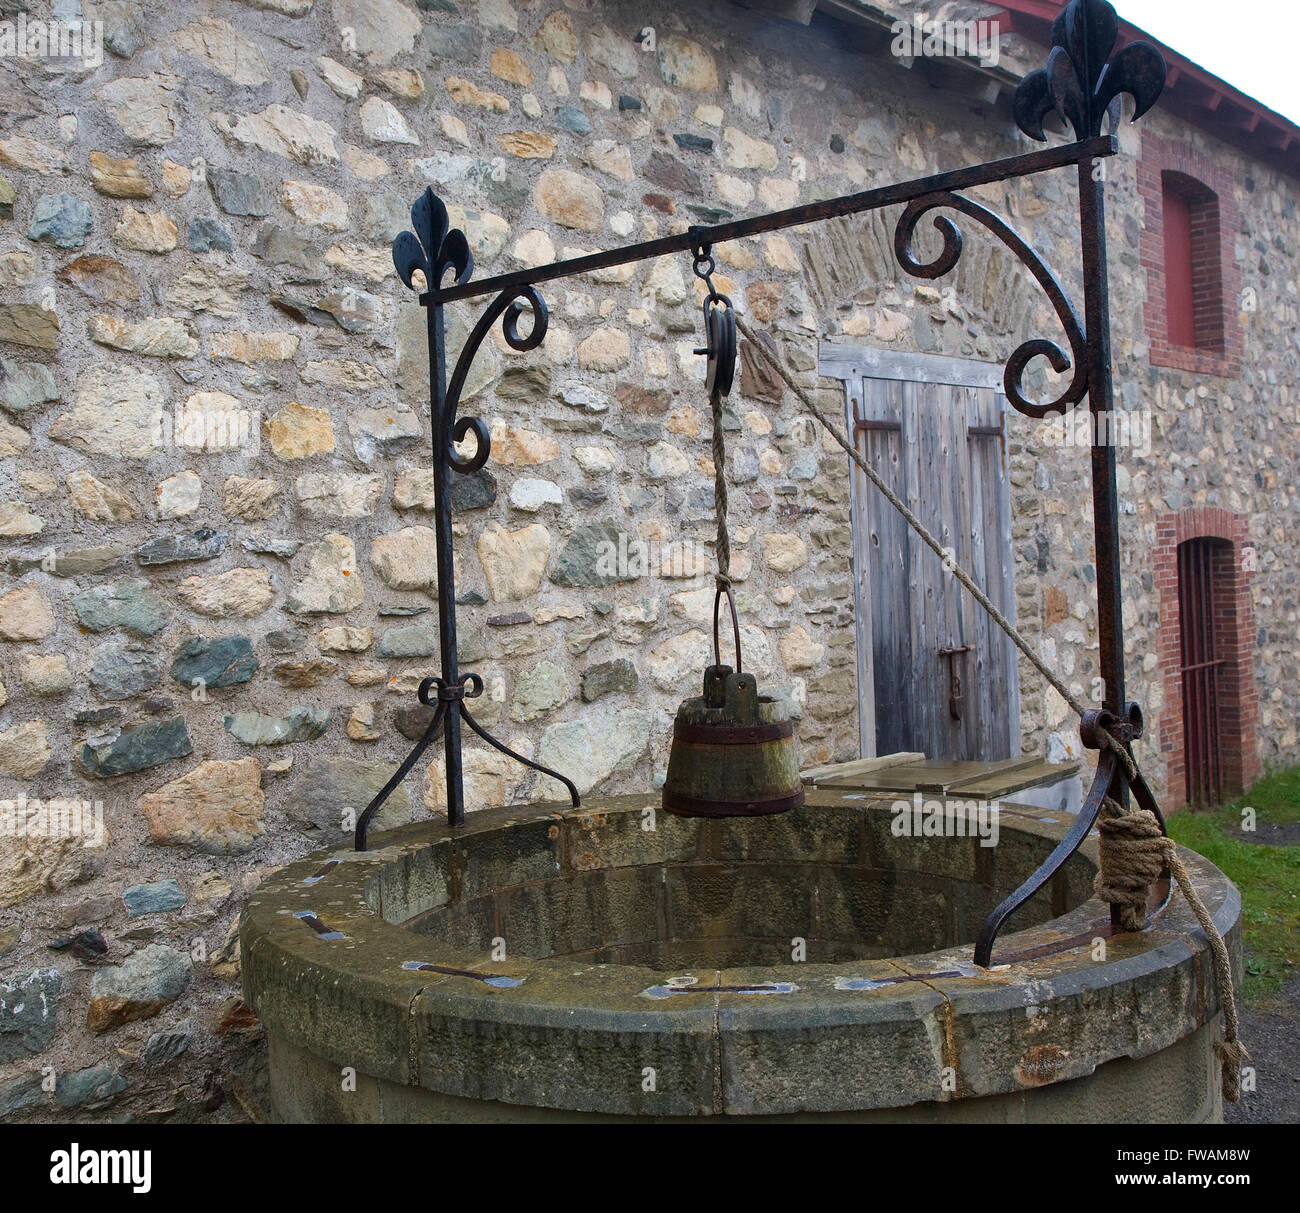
[1094, 797, 1166, 930]
[1093, 798, 1249, 1102]
[1164, 843, 1251, 1102]
[734, 315, 1137, 782]
[710, 383, 731, 586]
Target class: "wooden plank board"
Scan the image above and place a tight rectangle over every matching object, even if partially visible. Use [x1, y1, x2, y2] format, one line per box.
[802, 751, 925, 785]
[819, 344, 1004, 389]
[965, 385, 1020, 760]
[813, 771, 936, 791]
[984, 389, 1017, 757]
[815, 756, 1038, 793]
[965, 385, 994, 761]
[908, 378, 970, 760]
[947, 761, 1081, 799]
[844, 378, 875, 758]
[861, 376, 912, 756]
[901, 756, 1038, 793]
[993, 391, 1022, 752]
[944, 381, 975, 758]
[903, 379, 938, 761]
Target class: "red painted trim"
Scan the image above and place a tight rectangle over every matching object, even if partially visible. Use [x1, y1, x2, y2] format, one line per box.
[1161, 183, 1195, 348]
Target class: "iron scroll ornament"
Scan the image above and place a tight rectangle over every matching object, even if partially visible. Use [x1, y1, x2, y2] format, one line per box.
[440, 282, 549, 473]
[393, 189, 549, 474]
[893, 190, 1088, 417]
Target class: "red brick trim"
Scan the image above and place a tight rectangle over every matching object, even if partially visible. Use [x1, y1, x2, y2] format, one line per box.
[1154, 507, 1260, 807]
[1138, 133, 1242, 378]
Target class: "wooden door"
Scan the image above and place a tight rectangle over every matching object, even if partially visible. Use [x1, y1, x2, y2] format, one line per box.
[823, 349, 1020, 761]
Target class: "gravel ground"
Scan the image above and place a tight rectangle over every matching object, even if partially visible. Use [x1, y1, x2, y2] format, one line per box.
[1226, 823, 1300, 847]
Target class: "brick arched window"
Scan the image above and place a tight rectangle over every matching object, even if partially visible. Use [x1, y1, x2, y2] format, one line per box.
[1138, 136, 1241, 376]
[1161, 172, 1225, 353]
[1155, 509, 1260, 807]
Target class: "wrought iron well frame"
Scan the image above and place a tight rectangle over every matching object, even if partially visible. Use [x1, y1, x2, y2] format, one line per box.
[353, 0, 1172, 969]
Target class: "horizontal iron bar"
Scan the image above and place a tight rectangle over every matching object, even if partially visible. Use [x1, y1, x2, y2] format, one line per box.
[855, 418, 901, 432]
[426, 136, 1118, 305]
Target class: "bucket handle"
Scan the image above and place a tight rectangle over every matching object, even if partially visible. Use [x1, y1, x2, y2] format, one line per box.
[713, 581, 743, 674]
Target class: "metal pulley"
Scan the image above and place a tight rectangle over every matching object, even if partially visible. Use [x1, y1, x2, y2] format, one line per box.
[690, 238, 737, 399]
[662, 585, 804, 819]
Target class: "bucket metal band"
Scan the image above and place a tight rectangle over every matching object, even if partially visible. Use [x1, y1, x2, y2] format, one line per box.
[671, 719, 794, 746]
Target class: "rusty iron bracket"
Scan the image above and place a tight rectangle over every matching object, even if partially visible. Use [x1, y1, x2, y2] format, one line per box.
[974, 701, 1172, 967]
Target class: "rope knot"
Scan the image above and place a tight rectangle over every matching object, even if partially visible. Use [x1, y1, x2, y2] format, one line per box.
[1093, 797, 1165, 931]
[1215, 1039, 1252, 1103]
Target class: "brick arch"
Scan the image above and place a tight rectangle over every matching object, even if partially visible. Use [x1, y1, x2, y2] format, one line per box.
[1155, 507, 1260, 806]
[1138, 132, 1241, 377]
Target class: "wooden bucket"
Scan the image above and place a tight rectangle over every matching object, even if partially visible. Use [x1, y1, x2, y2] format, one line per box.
[662, 662, 804, 818]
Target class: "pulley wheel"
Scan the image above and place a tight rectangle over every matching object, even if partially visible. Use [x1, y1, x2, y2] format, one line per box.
[703, 295, 737, 398]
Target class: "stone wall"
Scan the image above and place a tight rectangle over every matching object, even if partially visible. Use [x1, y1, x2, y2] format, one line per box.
[0, 0, 1295, 1121]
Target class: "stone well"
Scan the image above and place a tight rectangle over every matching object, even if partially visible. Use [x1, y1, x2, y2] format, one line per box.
[241, 787, 1241, 1123]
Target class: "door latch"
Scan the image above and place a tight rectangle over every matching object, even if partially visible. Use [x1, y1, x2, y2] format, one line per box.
[938, 644, 973, 721]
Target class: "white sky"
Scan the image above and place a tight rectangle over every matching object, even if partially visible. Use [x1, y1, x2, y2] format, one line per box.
[1117, 0, 1300, 124]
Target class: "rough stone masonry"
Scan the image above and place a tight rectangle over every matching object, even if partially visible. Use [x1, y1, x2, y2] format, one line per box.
[0, 0, 1295, 1121]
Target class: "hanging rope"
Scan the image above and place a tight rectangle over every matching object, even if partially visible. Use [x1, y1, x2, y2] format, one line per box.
[692, 242, 736, 592]
[735, 315, 1248, 1100]
[711, 380, 731, 588]
[1094, 798, 1250, 1101]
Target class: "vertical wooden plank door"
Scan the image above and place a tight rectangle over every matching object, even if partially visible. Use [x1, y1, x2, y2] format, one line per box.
[846, 359, 1019, 761]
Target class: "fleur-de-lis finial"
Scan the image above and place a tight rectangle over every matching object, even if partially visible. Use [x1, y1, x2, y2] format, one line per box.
[1013, 0, 1166, 141]
[392, 187, 474, 294]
